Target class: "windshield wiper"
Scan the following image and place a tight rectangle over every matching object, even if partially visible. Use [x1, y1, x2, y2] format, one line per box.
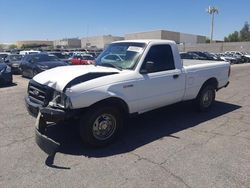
[100, 63, 123, 71]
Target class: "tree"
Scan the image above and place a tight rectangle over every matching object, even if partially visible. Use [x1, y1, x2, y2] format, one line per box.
[224, 22, 250, 42]
[205, 38, 211, 43]
[225, 31, 240, 42]
[9, 44, 17, 49]
[240, 22, 250, 41]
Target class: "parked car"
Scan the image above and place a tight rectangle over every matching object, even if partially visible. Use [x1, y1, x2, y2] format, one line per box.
[0, 52, 11, 63]
[188, 51, 215, 60]
[225, 51, 250, 63]
[101, 54, 124, 63]
[0, 63, 12, 85]
[48, 52, 70, 63]
[216, 53, 238, 64]
[180, 52, 200, 60]
[25, 39, 230, 154]
[224, 52, 243, 64]
[242, 52, 250, 62]
[4, 54, 23, 74]
[71, 55, 95, 65]
[20, 53, 68, 78]
[19, 50, 41, 55]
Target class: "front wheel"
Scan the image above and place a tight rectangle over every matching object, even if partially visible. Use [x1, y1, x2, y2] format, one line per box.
[194, 85, 216, 112]
[79, 106, 123, 147]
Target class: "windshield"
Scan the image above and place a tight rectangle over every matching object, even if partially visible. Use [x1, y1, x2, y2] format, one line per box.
[95, 42, 146, 70]
[9, 55, 23, 61]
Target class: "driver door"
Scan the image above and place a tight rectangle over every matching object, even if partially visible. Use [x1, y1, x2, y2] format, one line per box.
[135, 44, 185, 113]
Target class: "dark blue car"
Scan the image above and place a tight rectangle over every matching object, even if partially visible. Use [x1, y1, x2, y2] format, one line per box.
[19, 53, 68, 78]
[0, 63, 13, 85]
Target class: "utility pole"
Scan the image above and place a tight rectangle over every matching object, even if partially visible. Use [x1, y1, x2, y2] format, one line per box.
[207, 6, 219, 43]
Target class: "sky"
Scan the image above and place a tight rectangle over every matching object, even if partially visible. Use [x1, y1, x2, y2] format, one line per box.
[0, 0, 249, 43]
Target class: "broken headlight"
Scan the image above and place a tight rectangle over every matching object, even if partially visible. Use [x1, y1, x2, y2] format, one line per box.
[49, 90, 72, 109]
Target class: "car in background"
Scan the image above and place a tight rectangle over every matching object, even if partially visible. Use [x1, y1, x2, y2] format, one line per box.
[242, 52, 250, 62]
[224, 52, 243, 64]
[19, 53, 68, 78]
[48, 52, 71, 63]
[0, 63, 12, 86]
[225, 51, 250, 63]
[180, 52, 201, 60]
[0, 52, 11, 63]
[71, 54, 95, 65]
[19, 50, 41, 55]
[188, 51, 215, 60]
[101, 54, 124, 63]
[216, 53, 238, 64]
[4, 54, 23, 74]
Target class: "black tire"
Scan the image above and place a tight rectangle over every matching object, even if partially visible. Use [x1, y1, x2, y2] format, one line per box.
[21, 70, 25, 77]
[194, 85, 216, 112]
[79, 105, 123, 147]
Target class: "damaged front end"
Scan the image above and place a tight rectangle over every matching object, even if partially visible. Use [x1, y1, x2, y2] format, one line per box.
[35, 112, 60, 156]
[35, 103, 76, 155]
[26, 80, 75, 155]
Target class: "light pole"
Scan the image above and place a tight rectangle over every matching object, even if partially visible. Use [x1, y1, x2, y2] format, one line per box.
[207, 6, 219, 43]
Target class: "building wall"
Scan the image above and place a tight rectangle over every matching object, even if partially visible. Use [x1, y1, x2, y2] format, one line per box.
[125, 30, 206, 44]
[178, 41, 250, 53]
[179, 33, 197, 44]
[125, 30, 162, 40]
[53, 38, 81, 49]
[16, 40, 53, 48]
[197, 35, 206, 43]
[81, 35, 124, 49]
[161, 30, 180, 43]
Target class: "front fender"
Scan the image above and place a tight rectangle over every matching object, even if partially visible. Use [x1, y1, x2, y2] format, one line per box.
[69, 87, 129, 111]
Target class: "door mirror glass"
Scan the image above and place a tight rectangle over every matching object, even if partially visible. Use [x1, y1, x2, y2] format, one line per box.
[140, 61, 154, 74]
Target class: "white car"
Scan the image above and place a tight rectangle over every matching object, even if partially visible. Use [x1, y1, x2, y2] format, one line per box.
[25, 40, 230, 154]
[19, 50, 41, 55]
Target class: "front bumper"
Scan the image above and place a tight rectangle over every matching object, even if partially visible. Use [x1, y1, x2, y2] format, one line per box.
[11, 66, 21, 74]
[35, 112, 60, 155]
[33, 105, 76, 155]
[0, 72, 12, 85]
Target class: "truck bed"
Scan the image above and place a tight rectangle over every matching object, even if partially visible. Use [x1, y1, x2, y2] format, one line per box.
[182, 59, 225, 67]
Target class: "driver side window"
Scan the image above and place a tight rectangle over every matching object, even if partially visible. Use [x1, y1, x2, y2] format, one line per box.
[141, 44, 175, 73]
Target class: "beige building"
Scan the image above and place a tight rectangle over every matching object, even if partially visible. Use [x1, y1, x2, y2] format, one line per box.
[125, 30, 206, 44]
[53, 38, 81, 49]
[16, 40, 53, 48]
[81, 35, 124, 49]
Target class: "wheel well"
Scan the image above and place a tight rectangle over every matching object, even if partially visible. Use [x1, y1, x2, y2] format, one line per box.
[90, 97, 129, 115]
[198, 78, 218, 96]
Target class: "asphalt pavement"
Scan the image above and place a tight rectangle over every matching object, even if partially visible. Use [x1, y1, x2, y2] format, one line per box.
[0, 64, 250, 188]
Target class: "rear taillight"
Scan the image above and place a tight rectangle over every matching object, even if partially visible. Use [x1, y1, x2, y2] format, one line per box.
[228, 65, 231, 77]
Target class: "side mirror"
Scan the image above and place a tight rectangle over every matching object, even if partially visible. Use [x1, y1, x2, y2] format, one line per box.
[140, 61, 154, 74]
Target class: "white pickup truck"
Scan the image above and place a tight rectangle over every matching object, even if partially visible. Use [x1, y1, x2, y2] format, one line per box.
[25, 40, 230, 154]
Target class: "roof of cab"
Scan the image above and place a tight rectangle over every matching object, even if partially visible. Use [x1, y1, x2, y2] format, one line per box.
[112, 39, 176, 44]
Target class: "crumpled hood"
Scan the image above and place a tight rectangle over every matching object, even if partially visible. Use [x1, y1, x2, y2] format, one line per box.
[33, 65, 119, 91]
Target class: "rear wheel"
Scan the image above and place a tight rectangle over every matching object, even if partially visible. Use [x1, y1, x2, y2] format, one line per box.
[79, 105, 123, 147]
[194, 85, 216, 112]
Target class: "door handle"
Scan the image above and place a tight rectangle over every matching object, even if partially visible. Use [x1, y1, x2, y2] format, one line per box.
[173, 74, 179, 79]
